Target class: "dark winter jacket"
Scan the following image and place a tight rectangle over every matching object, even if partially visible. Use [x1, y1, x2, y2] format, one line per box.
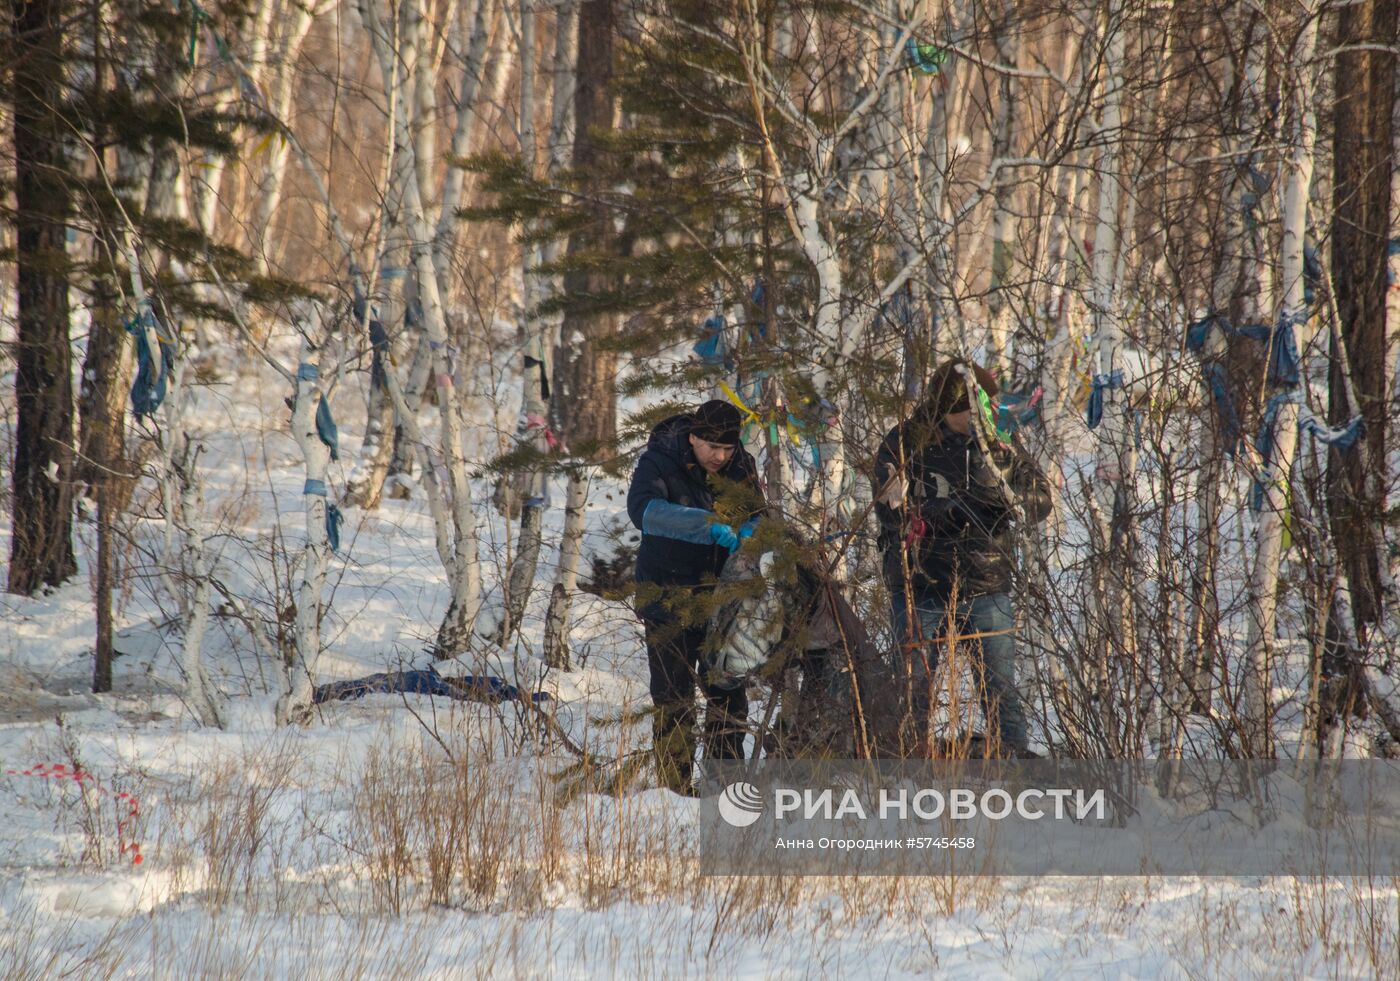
[874, 419, 1052, 601]
[627, 413, 765, 623]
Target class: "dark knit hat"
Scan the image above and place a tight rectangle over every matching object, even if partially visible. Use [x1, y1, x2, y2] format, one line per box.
[691, 399, 742, 445]
[920, 359, 999, 420]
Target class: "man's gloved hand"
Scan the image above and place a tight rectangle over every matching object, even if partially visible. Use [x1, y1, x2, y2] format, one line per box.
[710, 523, 741, 552]
[738, 517, 759, 541]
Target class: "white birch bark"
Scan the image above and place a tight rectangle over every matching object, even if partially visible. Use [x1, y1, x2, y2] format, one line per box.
[1184, 17, 1266, 721]
[404, 0, 437, 212]
[1085, 7, 1136, 752]
[434, 0, 499, 280]
[191, 0, 278, 247]
[117, 231, 225, 727]
[250, 2, 318, 275]
[450, 6, 519, 462]
[346, 13, 418, 510]
[360, 0, 486, 654]
[387, 0, 500, 490]
[984, 0, 1019, 377]
[542, 467, 587, 670]
[278, 326, 334, 725]
[1242, 5, 1321, 758]
[799, 186, 857, 539]
[172, 436, 224, 728]
[535, 1, 585, 669]
[1036, 31, 1089, 479]
[497, 0, 547, 645]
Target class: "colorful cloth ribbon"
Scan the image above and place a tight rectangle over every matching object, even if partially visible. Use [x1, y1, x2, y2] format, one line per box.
[128, 304, 176, 419]
[1086, 370, 1124, 429]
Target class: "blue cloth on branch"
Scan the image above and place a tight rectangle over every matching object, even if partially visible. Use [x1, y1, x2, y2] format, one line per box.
[1086, 370, 1124, 429]
[1184, 314, 1224, 353]
[1303, 244, 1322, 310]
[1298, 407, 1363, 452]
[1202, 362, 1244, 454]
[312, 666, 551, 705]
[747, 281, 769, 343]
[875, 289, 916, 333]
[693, 315, 727, 366]
[316, 397, 339, 460]
[1240, 164, 1270, 227]
[368, 319, 389, 390]
[996, 390, 1042, 434]
[1251, 315, 1301, 387]
[128, 305, 177, 419]
[304, 478, 328, 496]
[294, 362, 338, 459]
[1249, 392, 1364, 510]
[351, 279, 368, 323]
[368, 320, 389, 351]
[326, 502, 343, 552]
[1185, 313, 1300, 387]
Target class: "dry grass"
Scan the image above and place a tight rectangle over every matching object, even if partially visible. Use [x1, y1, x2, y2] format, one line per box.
[9, 708, 1397, 978]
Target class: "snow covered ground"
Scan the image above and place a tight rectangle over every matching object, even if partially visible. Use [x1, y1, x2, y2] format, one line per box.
[1, 356, 1397, 979]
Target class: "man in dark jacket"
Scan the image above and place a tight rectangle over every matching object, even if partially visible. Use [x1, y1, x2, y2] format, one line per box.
[627, 399, 765, 794]
[874, 359, 1052, 757]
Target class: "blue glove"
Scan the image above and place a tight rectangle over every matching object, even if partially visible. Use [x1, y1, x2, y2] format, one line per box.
[738, 518, 759, 541]
[710, 523, 740, 552]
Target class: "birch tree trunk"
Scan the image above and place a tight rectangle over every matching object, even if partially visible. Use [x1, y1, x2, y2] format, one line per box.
[544, 0, 613, 669]
[984, 0, 1019, 378]
[434, 0, 498, 277]
[1242, 6, 1321, 758]
[1086, 8, 1135, 754]
[250, 2, 317, 274]
[542, 468, 587, 670]
[278, 329, 334, 725]
[534, 0, 577, 667]
[118, 170, 227, 724]
[358, 0, 487, 656]
[497, 0, 548, 646]
[346, 18, 417, 510]
[172, 437, 224, 728]
[1182, 8, 1274, 723]
[192, 0, 280, 243]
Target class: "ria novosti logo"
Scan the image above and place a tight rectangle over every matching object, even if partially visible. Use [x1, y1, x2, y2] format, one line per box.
[717, 782, 764, 827]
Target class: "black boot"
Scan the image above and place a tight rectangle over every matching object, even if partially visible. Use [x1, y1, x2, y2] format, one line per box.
[652, 704, 697, 795]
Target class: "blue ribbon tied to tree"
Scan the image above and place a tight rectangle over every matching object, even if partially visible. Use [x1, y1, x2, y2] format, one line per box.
[1249, 391, 1363, 511]
[1086, 370, 1124, 429]
[128, 303, 177, 420]
[693, 314, 727, 366]
[1186, 313, 1303, 453]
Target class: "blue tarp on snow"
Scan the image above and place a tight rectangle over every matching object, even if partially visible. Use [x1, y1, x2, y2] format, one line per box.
[313, 666, 551, 705]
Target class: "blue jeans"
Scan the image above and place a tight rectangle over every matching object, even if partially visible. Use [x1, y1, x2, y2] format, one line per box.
[890, 590, 1029, 753]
